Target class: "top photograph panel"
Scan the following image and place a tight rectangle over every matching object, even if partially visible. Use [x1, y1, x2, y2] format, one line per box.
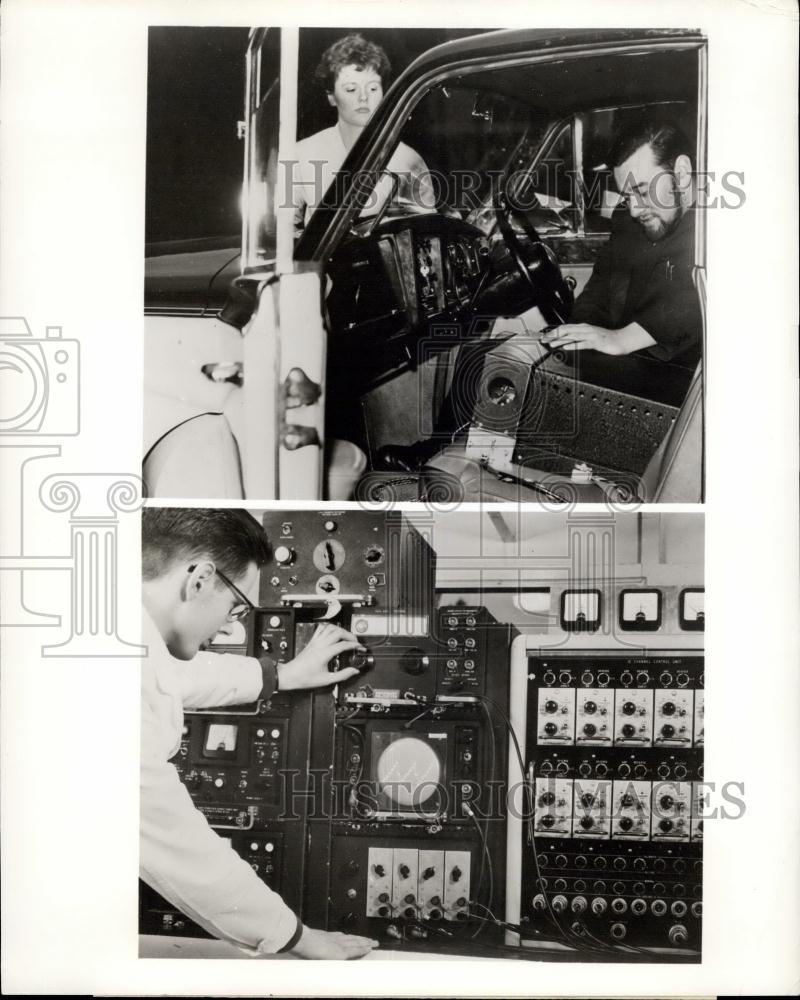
[143, 27, 706, 504]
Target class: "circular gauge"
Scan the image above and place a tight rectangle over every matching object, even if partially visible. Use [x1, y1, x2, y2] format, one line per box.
[375, 737, 441, 809]
[313, 539, 346, 574]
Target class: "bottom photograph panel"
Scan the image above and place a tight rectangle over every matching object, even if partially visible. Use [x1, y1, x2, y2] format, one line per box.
[139, 507, 704, 963]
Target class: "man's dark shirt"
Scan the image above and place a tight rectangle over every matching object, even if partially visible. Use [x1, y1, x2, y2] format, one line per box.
[569, 207, 702, 364]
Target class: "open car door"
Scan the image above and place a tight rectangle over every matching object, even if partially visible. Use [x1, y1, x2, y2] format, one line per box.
[234, 27, 326, 499]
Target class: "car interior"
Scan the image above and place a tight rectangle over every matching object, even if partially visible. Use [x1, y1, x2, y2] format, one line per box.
[304, 45, 703, 503]
[142, 39, 704, 504]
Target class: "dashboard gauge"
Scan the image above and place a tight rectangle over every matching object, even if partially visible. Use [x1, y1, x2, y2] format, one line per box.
[313, 539, 346, 573]
[560, 589, 602, 632]
[619, 589, 662, 631]
[679, 588, 705, 631]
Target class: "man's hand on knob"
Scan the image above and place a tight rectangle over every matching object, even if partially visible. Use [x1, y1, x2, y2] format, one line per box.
[276, 623, 366, 690]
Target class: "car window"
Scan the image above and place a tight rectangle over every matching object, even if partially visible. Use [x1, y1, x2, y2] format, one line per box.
[580, 109, 618, 235]
[508, 122, 578, 235]
[145, 27, 249, 254]
[244, 29, 281, 268]
[517, 101, 697, 239]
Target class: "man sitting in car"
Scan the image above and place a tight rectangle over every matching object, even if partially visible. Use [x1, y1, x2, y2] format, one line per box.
[541, 114, 701, 364]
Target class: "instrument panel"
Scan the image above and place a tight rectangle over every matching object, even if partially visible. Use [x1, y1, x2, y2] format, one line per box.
[325, 215, 491, 383]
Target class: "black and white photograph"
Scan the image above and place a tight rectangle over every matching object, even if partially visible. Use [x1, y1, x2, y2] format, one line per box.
[1, 0, 798, 996]
[143, 26, 707, 504]
[139, 507, 706, 963]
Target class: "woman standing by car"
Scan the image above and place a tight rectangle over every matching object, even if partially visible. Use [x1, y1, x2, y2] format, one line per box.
[291, 33, 435, 232]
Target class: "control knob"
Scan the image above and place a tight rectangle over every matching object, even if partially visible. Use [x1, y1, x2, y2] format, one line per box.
[402, 650, 429, 676]
[345, 649, 374, 672]
[668, 924, 689, 946]
[273, 545, 294, 566]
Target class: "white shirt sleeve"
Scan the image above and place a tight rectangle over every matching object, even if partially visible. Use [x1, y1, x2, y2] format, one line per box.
[139, 611, 299, 953]
[140, 703, 299, 953]
[167, 649, 264, 710]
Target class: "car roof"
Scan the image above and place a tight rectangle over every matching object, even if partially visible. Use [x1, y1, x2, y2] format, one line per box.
[403, 27, 703, 72]
[392, 28, 703, 112]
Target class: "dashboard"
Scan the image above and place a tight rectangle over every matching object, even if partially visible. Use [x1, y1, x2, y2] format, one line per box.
[325, 215, 492, 386]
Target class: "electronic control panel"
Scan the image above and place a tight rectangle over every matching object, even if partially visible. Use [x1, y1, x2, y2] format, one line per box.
[259, 511, 435, 614]
[517, 652, 704, 954]
[303, 600, 514, 949]
[139, 831, 285, 937]
[140, 509, 704, 965]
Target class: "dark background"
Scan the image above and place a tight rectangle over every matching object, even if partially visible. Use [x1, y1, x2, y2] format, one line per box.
[145, 26, 489, 246]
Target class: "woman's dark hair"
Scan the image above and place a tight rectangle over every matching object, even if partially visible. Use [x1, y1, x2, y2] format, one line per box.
[142, 508, 271, 583]
[608, 113, 693, 172]
[314, 33, 391, 93]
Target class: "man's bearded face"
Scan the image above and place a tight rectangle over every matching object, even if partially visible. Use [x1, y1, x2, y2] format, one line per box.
[614, 142, 685, 242]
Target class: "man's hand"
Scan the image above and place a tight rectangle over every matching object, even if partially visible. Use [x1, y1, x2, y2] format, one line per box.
[276, 623, 365, 691]
[289, 925, 378, 960]
[541, 322, 655, 355]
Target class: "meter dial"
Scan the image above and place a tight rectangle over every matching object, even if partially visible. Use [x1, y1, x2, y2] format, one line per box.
[313, 539, 346, 573]
[619, 589, 662, 631]
[679, 588, 704, 631]
[315, 574, 340, 596]
[560, 590, 601, 631]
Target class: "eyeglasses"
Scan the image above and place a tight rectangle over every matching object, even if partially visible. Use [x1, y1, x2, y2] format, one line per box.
[213, 566, 256, 622]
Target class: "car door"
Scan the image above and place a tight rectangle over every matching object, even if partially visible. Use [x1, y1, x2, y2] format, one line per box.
[143, 27, 328, 500]
[237, 27, 327, 500]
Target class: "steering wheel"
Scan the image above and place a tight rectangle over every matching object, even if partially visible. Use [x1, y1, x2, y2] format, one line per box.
[493, 185, 575, 325]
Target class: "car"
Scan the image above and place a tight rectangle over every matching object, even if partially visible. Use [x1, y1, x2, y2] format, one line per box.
[143, 26, 706, 503]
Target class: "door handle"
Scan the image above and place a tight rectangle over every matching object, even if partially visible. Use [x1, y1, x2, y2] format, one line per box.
[201, 361, 243, 386]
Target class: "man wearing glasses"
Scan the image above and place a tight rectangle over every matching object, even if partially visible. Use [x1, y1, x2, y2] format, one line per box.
[141, 507, 378, 959]
[541, 114, 702, 364]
